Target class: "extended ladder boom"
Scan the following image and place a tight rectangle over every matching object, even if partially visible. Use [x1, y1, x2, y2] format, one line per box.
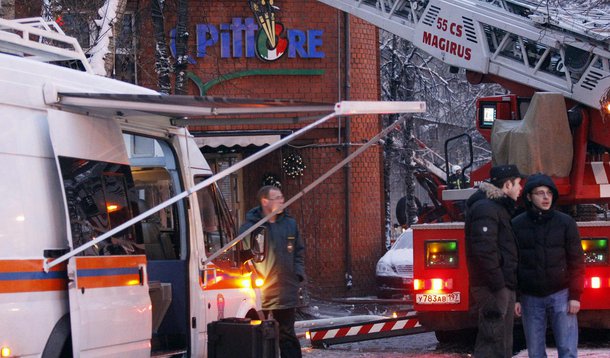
[317, 0, 610, 110]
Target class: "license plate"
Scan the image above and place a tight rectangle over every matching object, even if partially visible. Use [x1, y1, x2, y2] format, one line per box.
[416, 292, 460, 304]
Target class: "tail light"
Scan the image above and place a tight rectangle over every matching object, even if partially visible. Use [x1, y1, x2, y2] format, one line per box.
[591, 277, 601, 289]
[425, 240, 458, 268]
[414, 278, 454, 291]
[581, 238, 608, 265]
[584, 276, 609, 289]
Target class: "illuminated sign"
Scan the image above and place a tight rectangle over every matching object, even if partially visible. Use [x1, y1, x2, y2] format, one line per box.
[192, 17, 324, 62]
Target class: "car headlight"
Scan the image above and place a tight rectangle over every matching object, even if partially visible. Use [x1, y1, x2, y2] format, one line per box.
[376, 262, 392, 275]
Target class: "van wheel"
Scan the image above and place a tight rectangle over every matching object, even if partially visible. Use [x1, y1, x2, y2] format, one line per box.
[59, 335, 72, 358]
[42, 314, 72, 358]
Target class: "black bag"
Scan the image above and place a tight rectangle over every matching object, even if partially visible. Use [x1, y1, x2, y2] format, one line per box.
[208, 318, 279, 358]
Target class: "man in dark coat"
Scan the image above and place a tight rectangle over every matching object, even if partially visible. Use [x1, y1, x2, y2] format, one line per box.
[465, 164, 524, 358]
[512, 173, 584, 358]
[240, 185, 305, 358]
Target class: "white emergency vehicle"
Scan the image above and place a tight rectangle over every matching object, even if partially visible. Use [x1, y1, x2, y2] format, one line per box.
[0, 17, 425, 357]
[0, 17, 270, 357]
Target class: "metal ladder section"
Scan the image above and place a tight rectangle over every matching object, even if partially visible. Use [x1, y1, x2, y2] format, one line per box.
[413, 137, 448, 181]
[0, 17, 92, 73]
[316, 0, 610, 110]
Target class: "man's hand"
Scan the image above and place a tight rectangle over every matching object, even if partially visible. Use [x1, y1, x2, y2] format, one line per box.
[568, 300, 580, 314]
[514, 302, 522, 317]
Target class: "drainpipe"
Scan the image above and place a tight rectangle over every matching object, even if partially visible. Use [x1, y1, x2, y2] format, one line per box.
[343, 12, 353, 290]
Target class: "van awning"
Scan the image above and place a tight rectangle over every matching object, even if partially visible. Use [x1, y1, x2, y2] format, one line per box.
[194, 134, 281, 148]
[44, 91, 335, 126]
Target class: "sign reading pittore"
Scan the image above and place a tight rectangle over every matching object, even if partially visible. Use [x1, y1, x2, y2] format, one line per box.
[194, 17, 324, 62]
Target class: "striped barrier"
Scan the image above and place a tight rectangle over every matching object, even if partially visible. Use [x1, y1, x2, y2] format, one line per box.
[309, 315, 427, 348]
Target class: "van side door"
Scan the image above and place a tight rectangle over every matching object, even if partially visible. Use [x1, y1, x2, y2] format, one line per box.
[47, 109, 151, 357]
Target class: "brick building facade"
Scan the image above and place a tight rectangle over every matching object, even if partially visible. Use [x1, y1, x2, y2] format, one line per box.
[16, 0, 385, 298]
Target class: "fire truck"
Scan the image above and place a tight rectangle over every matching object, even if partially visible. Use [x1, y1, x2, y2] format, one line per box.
[0, 17, 424, 356]
[317, 0, 610, 337]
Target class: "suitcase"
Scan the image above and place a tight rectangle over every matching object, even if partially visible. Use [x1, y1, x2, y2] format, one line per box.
[207, 318, 279, 358]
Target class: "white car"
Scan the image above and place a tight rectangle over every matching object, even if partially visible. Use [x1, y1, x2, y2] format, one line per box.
[376, 229, 414, 299]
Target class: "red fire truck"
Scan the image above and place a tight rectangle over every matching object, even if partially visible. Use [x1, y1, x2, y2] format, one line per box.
[412, 91, 610, 335]
[317, 0, 610, 338]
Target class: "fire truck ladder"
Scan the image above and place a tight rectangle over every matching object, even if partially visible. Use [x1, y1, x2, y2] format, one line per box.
[316, 0, 610, 110]
[413, 137, 448, 181]
[307, 312, 426, 348]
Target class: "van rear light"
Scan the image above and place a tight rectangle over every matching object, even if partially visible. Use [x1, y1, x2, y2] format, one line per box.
[425, 240, 458, 268]
[581, 238, 608, 265]
[413, 278, 453, 291]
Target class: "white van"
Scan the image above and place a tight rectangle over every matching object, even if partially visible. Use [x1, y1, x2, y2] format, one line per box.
[0, 18, 260, 357]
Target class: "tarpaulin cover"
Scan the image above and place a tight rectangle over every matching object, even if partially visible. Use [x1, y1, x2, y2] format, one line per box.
[491, 92, 572, 177]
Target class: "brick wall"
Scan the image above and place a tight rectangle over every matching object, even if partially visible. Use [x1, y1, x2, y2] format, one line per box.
[13, 0, 384, 299]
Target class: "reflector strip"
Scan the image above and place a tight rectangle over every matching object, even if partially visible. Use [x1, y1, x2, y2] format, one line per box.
[591, 162, 608, 184]
[73, 256, 145, 289]
[0, 259, 67, 293]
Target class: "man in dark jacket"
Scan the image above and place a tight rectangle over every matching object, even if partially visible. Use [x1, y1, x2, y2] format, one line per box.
[465, 164, 523, 358]
[512, 173, 584, 358]
[240, 185, 305, 358]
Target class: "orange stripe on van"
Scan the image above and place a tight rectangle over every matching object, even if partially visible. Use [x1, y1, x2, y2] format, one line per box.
[0, 259, 67, 293]
[73, 255, 146, 289]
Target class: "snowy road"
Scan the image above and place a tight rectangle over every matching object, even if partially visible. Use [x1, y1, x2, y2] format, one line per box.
[297, 298, 610, 357]
[299, 331, 610, 357]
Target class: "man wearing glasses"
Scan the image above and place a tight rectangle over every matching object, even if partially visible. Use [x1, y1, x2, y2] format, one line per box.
[512, 173, 585, 358]
[240, 185, 305, 358]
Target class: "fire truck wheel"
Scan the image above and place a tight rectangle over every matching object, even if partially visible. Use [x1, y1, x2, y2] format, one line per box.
[434, 328, 476, 347]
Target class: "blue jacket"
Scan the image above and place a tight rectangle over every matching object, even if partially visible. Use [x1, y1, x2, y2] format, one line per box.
[240, 207, 305, 310]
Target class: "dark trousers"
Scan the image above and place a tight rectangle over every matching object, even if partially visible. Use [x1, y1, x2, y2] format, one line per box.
[264, 308, 302, 358]
[471, 286, 516, 358]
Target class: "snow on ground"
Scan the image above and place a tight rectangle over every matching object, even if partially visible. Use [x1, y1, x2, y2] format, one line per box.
[297, 298, 610, 357]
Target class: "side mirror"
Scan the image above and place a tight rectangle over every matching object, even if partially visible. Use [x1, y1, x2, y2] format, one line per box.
[250, 227, 267, 263]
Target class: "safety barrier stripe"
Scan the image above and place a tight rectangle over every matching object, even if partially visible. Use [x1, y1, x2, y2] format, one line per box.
[310, 317, 422, 342]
